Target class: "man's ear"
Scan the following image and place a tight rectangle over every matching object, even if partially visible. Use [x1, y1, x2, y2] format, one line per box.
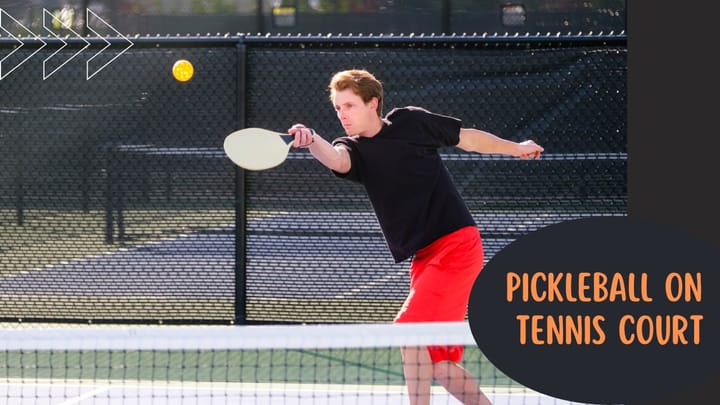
[370, 97, 378, 110]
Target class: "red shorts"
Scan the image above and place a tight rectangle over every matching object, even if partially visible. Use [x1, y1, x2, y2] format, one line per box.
[394, 226, 484, 363]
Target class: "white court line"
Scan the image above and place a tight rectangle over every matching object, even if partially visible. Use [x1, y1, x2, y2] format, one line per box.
[0, 378, 584, 398]
[334, 268, 407, 299]
[58, 386, 112, 405]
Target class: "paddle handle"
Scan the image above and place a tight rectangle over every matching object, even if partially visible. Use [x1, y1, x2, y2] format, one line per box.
[279, 134, 294, 145]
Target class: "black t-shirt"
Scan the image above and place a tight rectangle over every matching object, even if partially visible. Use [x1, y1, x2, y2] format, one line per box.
[332, 106, 477, 263]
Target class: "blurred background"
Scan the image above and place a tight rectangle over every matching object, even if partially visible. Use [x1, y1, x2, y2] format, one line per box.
[0, 0, 626, 325]
[0, 5, 628, 402]
[0, 0, 626, 36]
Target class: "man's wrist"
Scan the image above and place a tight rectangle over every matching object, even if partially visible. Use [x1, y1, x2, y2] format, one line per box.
[306, 128, 316, 147]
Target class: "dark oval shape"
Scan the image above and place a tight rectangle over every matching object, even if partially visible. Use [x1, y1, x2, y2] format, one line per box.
[468, 217, 718, 404]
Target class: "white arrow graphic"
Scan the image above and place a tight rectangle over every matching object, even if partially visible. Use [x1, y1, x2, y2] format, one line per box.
[85, 8, 133, 80]
[0, 8, 47, 80]
[42, 8, 90, 80]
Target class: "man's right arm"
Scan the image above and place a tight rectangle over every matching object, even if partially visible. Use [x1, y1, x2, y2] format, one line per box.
[288, 125, 351, 173]
[308, 134, 351, 174]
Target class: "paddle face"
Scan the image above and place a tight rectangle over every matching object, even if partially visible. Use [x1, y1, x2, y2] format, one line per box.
[223, 128, 294, 170]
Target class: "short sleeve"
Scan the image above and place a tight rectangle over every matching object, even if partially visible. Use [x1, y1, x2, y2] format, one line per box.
[331, 137, 362, 183]
[387, 107, 462, 148]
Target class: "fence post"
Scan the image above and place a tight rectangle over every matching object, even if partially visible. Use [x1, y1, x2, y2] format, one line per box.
[234, 39, 248, 324]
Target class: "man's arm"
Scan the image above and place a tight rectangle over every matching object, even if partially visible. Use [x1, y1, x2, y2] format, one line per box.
[457, 128, 544, 159]
[308, 135, 351, 173]
[288, 125, 351, 173]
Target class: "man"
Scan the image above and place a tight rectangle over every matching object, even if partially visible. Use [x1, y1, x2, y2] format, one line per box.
[287, 69, 543, 405]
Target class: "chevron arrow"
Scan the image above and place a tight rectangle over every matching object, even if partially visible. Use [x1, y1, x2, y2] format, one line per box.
[42, 8, 90, 80]
[85, 8, 133, 80]
[0, 8, 47, 80]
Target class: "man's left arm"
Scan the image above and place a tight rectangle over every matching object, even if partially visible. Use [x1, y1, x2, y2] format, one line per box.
[456, 128, 543, 159]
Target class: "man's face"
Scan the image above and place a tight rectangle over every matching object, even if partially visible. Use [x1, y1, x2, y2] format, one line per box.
[332, 88, 377, 137]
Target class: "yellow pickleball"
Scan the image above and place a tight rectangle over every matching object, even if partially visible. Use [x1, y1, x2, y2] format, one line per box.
[172, 59, 194, 82]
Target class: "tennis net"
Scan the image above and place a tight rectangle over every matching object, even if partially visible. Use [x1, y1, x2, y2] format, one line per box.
[1, 321, 585, 405]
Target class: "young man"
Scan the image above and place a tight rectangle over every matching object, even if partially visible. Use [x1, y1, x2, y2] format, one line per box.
[287, 69, 543, 405]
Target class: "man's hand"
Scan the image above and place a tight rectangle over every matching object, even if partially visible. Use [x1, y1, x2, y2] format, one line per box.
[288, 124, 315, 148]
[516, 140, 544, 159]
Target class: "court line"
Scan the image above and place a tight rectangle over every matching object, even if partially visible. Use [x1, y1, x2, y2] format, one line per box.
[58, 386, 112, 405]
[1, 379, 571, 396]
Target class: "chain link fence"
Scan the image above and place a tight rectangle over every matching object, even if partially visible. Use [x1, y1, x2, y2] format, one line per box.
[0, 34, 626, 324]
